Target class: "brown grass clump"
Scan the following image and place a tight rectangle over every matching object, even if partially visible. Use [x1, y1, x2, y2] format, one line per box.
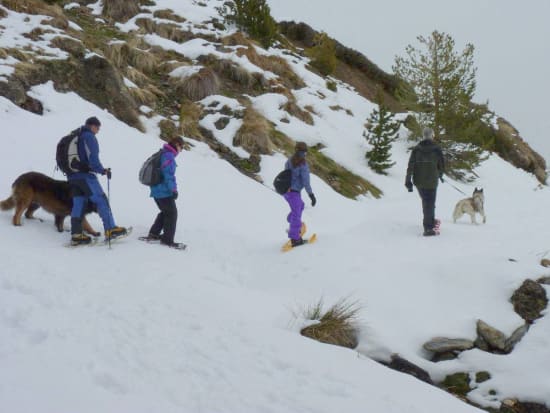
[179, 67, 220, 101]
[102, 0, 140, 22]
[103, 38, 160, 75]
[299, 298, 360, 349]
[179, 99, 203, 139]
[153, 9, 186, 23]
[1, 0, 64, 19]
[283, 99, 314, 125]
[212, 58, 255, 88]
[233, 106, 273, 154]
[135, 18, 191, 43]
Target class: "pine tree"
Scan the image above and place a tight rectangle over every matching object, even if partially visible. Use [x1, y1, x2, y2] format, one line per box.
[218, 0, 278, 49]
[364, 105, 400, 175]
[393, 31, 492, 180]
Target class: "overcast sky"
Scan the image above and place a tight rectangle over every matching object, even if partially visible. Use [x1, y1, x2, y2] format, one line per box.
[268, 0, 550, 162]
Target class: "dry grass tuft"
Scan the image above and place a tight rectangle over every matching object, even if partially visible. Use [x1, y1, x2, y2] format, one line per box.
[178, 67, 220, 101]
[212, 58, 255, 87]
[179, 99, 203, 139]
[135, 18, 191, 43]
[103, 38, 160, 75]
[153, 9, 186, 23]
[1, 0, 64, 19]
[233, 106, 273, 154]
[283, 99, 314, 125]
[235, 46, 305, 89]
[102, 0, 140, 22]
[299, 298, 360, 349]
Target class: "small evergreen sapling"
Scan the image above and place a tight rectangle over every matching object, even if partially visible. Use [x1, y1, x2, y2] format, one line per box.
[364, 105, 400, 174]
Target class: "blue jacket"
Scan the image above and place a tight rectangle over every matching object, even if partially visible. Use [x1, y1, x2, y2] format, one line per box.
[150, 144, 178, 199]
[285, 159, 313, 195]
[68, 126, 106, 180]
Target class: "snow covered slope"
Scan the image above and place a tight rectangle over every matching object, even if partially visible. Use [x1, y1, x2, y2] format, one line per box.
[1, 1, 549, 412]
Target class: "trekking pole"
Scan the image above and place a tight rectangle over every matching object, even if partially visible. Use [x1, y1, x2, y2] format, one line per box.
[107, 175, 111, 250]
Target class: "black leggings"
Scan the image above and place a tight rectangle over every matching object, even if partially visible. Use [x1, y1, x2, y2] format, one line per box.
[149, 197, 178, 244]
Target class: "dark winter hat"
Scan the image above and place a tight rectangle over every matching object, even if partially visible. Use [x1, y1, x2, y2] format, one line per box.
[170, 136, 185, 149]
[423, 127, 434, 140]
[295, 141, 308, 152]
[85, 116, 101, 127]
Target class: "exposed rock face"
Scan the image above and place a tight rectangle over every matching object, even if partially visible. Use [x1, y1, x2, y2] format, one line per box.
[383, 354, 433, 385]
[494, 118, 547, 184]
[510, 279, 548, 322]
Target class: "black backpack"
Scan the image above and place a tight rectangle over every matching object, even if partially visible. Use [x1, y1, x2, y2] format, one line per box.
[138, 150, 163, 186]
[56, 127, 89, 175]
[273, 169, 292, 195]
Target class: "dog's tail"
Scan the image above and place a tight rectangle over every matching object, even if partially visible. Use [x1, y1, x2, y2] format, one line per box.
[0, 195, 15, 211]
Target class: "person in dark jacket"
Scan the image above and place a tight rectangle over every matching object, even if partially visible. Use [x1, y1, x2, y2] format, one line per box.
[405, 127, 445, 236]
[69, 117, 128, 246]
[145, 136, 184, 248]
[284, 141, 316, 247]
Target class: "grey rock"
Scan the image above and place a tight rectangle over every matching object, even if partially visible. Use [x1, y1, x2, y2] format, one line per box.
[511, 279, 548, 322]
[423, 337, 474, 353]
[504, 324, 530, 353]
[476, 319, 507, 351]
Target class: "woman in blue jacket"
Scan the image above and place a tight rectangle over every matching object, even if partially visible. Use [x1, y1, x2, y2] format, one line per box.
[146, 137, 184, 248]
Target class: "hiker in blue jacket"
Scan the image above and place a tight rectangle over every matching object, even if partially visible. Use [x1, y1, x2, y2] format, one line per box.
[145, 137, 185, 248]
[68, 116, 127, 246]
[284, 141, 316, 247]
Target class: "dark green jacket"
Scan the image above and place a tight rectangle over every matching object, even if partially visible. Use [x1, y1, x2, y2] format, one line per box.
[406, 139, 445, 190]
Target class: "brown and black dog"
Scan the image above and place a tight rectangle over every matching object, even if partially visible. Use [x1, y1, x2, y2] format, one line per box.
[0, 172, 99, 235]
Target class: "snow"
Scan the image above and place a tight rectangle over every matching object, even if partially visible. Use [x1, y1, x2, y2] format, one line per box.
[1, 2, 550, 413]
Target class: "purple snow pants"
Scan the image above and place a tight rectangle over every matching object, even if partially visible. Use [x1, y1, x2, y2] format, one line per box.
[284, 191, 304, 240]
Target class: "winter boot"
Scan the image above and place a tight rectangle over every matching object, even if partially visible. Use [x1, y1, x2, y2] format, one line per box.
[71, 233, 92, 246]
[145, 233, 161, 241]
[423, 229, 437, 236]
[160, 240, 187, 250]
[105, 226, 128, 240]
[291, 238, 305, 247]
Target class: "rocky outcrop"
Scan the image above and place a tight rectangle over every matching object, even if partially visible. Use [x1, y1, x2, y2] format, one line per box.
[493, 118, 547, 184]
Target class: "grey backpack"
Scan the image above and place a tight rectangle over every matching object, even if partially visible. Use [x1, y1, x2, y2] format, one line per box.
[138, 150, 163, 186]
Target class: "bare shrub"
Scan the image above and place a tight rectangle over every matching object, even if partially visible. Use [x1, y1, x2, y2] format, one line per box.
[179, 67, 220, 101]
[102, 0, 140, 22]
[299, 298, 360, 349]
[233, 106, 273, 154]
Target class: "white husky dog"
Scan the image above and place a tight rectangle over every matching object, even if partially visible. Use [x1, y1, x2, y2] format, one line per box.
[453, 188, 486, 224]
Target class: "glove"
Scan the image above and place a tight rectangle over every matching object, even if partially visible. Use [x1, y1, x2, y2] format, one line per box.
[173, 191, 178, 200]
[405, 180, 413, 192]
[104, 168, 112, 180]
[309, 193, 316, 207]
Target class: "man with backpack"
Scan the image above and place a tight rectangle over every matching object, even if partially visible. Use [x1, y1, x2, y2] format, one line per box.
[67, 117, 128, 246]
[142, 137, 185, 249]
[405, 127, 445, 236]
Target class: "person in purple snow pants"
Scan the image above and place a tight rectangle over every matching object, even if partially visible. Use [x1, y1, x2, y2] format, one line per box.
[283, 141, 316, 247]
